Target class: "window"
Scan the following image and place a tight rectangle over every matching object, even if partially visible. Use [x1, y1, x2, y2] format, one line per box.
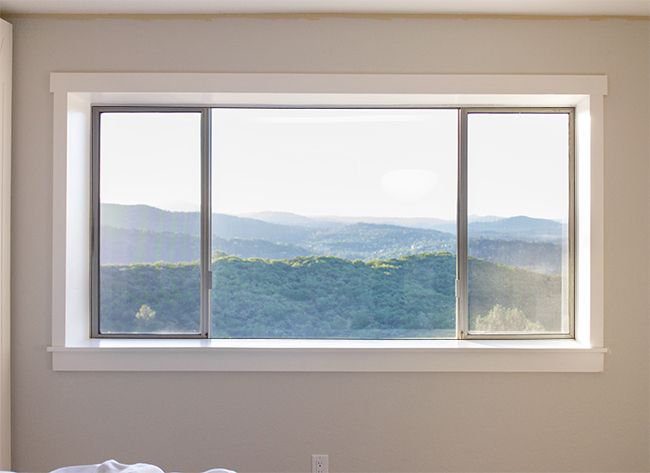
[50, 72, 606, 372]
[463, 110, 574, 339]
[92, 106, 573, 340]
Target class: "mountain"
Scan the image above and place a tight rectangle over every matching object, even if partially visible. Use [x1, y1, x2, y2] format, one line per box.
[213, 238, 313, 260]
[243, 211, 329, 228]
[100, 208, 564, 274]
[101, 203, 313, 244]
[100, 205, 565, 273]
[103, 204, 564, 243]
[246, 214, 538, 232]
[100, 226, 200, 264]
[247, 212, 453, 231]
[305, 223, 455, 260]
[101, 204, 201, 236]
[318, 216, 452, 231]
[212, 213, 312, 244]
[468, 239, 563, 274]
[100, 226, 314, 264]
[468, 216, 564, 241]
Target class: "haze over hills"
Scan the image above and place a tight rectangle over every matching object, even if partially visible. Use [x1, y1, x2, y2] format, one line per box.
[246, 211, 451, 231]
[468, 215, 564, 242]
[101, 203, 312, 243]
[100, 227, 313, 265]
[246, 211, 512, 233]
[99, 203, 565, 273]
[102, 204, 563, 241]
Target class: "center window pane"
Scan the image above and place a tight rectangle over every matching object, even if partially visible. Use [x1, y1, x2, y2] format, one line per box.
[210, 108, 458, 339]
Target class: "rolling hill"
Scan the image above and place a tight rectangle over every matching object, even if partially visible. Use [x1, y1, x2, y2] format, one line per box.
[101, 203, 313, 244]
[99, 253, 562, 337]
[100, 226, 313, 264]
[99, 204, 565, 273]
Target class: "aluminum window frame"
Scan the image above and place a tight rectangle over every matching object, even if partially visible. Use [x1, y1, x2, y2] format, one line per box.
[90, 106, 212, 339]
[458, 107, 576, 340]
[90, 105, 576, 340]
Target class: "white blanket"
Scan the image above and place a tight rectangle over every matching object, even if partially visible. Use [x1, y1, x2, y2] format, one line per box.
[49, 459, 235, 473]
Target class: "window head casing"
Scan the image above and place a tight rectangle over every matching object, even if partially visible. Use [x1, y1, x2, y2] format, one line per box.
[49, 73, 606, 371]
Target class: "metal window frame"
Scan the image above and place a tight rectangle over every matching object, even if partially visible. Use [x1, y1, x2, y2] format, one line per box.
[90, 105, 575, 340]
[90, 106, 211, 339]
[458, 107, 576, 340]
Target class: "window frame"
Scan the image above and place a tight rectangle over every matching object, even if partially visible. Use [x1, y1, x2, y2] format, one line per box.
[90, 106, 213, 339]
[48, 72, 607, 372]
[458, 107, 576, 340]
[90, 105, 576, 341]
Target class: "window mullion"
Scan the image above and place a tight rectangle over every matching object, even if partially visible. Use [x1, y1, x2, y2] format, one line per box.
[200, 108, 212, 338]
[456, 109, 469, 340]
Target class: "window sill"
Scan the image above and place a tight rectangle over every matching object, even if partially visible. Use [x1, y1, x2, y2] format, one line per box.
[48, 339, 606, 372]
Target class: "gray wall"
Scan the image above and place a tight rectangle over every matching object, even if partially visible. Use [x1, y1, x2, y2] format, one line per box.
[8, 14, 650, 472]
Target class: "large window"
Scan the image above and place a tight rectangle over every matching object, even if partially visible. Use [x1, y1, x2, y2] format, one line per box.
[92, 106, 573, 340]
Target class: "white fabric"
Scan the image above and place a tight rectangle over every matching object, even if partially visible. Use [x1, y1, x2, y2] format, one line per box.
[186, 470, 236, 473]
[50, 460, 235, 473]
[98, 460, 164, 473]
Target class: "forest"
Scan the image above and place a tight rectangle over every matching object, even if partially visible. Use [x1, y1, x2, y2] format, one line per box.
[98, 204, 566, 337]
[99, 253, 562, 338]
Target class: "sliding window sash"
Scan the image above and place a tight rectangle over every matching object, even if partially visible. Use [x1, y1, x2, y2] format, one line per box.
[458, 107, 575, 340]
[90, 106, 211, 339]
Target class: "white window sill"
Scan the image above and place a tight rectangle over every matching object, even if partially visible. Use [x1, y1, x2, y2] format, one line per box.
[47, 339, 606, 372]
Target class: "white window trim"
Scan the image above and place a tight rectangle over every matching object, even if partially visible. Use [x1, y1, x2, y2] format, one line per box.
[49, 72, 607, 372]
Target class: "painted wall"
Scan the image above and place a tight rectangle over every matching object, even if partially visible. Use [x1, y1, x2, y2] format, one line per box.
[7, 14, 650, 472]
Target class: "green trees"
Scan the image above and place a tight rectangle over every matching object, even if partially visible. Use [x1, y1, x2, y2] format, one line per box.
[99, 253, 561, 338]
[135, 304, 156, 321]
[471, 304, 544, 332]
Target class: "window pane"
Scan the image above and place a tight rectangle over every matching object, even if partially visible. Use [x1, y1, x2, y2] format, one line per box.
[98, 111, 202, 335]
[467, 112, 571, 335]
[211, 108, 458, 339]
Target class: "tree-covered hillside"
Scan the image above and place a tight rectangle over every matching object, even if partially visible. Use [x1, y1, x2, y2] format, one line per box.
[99, 253, 561, 338]
[98, 204, 566, 338]
[101, 221, 563, 274]
[304, 223, 454, 260]
[100, 226, 312, 264]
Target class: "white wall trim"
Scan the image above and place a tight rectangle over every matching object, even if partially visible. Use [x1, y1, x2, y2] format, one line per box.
[49, 340, 606, 372]
[0, 18, 11, 470]
[6, 0, 650, 16]
[50, 72, 607, 372]
[49, 73, 608, 96]
[5, 0, 650, 16]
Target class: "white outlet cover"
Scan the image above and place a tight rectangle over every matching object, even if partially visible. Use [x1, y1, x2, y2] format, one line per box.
[312, 454, 329, 473]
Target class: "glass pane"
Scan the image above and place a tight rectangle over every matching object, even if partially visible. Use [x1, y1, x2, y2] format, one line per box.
[467, 112, 571, 335]
[211, 108, 458, 339]
[98, 111, 202, 335]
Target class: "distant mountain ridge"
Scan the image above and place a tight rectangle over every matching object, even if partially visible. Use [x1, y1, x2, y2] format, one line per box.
[305, 222, 455, 260]
[100, 226, 313, 264]
[103, 204, 562, 240]
[469, 215, 563, 241]
[101, 203, 312, 244]
[99, 204, 564, 273]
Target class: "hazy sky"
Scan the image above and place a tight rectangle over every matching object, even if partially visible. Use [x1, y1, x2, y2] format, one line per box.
[100, 108, 569, 220]
[467, 113, 569, 221]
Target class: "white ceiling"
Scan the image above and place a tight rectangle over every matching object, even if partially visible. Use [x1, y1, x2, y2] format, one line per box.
[0, 0, 648, 16]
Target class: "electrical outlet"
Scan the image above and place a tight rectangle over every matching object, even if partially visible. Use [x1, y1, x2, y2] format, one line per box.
[312, 454, 329, 473]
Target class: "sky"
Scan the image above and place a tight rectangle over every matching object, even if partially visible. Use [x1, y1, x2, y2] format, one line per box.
[100, 108, 569, 221]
